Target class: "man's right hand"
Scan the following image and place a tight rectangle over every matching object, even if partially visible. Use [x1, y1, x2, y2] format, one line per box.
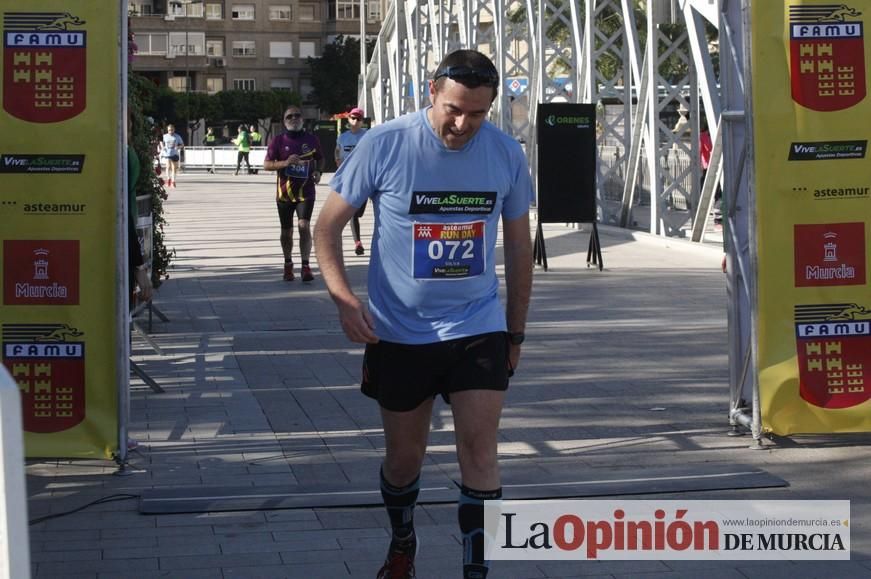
[337, 296, 379, 344]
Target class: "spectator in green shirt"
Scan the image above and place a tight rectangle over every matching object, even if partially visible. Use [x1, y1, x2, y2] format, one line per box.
[233, 124, 251, 175]
[249, 124, 262, 174]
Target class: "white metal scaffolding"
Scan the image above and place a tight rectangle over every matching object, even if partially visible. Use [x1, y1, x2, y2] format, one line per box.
[363, 0, 728, 236]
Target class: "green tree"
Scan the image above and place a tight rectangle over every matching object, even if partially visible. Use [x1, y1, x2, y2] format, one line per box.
[249, 90, 302, 141]
[308, 35, 374, 115]
[129, 74, 175, 287]
[176, 91, 222, 133]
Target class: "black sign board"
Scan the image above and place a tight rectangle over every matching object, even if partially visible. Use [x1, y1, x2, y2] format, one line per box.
[536, 103, 597, 223]
[313, 120, 339, 172]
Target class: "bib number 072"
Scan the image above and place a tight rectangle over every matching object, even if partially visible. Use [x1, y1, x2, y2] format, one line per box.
[428, 239, 475, 260]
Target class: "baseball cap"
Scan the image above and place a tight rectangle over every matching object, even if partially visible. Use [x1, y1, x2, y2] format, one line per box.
[349, 107, 364, 119]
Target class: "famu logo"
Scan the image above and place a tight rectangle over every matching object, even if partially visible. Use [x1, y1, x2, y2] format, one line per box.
[2, 323, 86, 433]
[409, 191, 497, 215]
[545, 115, 592, 127]
[795, 303, 870, 409]
[0, 153, 85, 173]
[789, 4, 866, 111]
[3, 12, 87, 123]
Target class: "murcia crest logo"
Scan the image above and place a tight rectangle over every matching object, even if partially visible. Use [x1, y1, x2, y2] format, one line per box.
[789, 4, 866, 111]
[2, 12, 87, 123]
[2, 323, 86, 433]
[794, 303, 870, 409]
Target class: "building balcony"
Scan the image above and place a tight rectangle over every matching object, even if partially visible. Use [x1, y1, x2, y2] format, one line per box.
[132, 53, 210, 71]
[130, 13, 212, 32]
[320, 19, 381, 36]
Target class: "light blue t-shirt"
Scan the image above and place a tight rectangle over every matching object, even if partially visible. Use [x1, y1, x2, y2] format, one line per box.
[330, 107, 534, 344]
[161, 133, 183, 158]
[336, 128, 368, 163]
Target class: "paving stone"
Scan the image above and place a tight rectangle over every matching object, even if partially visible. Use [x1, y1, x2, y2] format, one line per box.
[158, 552, 282, 571]
[25, 173, 869, 578]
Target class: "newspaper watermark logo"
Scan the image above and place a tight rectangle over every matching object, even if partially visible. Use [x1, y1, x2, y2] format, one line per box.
[485, 500, 850, 560]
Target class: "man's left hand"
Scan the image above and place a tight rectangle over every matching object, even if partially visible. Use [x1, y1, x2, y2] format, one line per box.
[508, 344, 521, 377]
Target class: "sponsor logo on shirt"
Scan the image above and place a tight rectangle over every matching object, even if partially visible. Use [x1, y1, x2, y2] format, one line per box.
[409, 191, 497, 214]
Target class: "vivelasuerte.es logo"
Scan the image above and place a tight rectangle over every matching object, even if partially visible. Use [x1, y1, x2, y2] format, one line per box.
[0, 154, 85, 174]
[545, 114, 592, 128]
[409, 191, 497, 214]
[788, 141, 867, 161]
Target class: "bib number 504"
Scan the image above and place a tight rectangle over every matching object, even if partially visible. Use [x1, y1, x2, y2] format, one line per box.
[428, 239, 475, 260]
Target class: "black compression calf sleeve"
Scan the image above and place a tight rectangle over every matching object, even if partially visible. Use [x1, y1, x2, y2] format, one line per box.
[380, 468, 420, 538]
[458, 485, 502, 579]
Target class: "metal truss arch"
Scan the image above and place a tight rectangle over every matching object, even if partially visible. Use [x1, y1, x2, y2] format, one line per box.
[363, 0, 725, 241]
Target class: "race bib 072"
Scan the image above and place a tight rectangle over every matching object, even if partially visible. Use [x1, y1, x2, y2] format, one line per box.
[413, 221, 485, 279]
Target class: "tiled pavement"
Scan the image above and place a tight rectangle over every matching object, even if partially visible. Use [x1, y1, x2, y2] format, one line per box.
[25, 172, 871, 578]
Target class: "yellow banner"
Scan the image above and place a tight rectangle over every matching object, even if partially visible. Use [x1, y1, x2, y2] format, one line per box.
[752, 2, 871, 434]
[0, 3, 121, 456]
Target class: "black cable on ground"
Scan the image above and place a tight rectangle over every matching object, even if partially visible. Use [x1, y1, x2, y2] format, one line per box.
[29, 494, 140, 526]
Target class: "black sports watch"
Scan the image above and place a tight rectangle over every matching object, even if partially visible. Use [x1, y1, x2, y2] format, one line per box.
[508, 332, 525, 345]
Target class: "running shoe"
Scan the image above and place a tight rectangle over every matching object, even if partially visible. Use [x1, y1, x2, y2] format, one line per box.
[376, 532, 417, 579]
[355, 241, 365, 256]
[301, 265, 314, 282]
[283, 263, 295, 281]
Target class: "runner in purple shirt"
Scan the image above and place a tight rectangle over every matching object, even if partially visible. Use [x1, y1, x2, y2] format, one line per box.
[264, 106, 324, 282]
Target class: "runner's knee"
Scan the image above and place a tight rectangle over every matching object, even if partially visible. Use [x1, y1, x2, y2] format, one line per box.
[383, 450, 426, 485]
[456, 437, 498, 476]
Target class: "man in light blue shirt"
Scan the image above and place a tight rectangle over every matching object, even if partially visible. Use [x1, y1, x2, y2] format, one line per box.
[315, 49, 533, 579]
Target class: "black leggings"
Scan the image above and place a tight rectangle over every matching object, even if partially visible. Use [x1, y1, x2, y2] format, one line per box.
[236, 151, 250, 173]
[277, 198, 315, 229]
[350, 200, 367, 242]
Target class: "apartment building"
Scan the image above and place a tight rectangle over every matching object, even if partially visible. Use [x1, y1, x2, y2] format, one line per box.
[128, 0, 382, 104]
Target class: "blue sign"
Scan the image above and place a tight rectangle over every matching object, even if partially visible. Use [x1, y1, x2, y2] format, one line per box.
[506, 77, 528, 96]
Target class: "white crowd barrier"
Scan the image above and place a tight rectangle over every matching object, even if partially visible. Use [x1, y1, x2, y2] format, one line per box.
[181, 146, 268, 172]
[0, 365, 30, 579]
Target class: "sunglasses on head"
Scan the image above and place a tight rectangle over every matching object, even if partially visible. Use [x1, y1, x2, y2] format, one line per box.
[285, 113, 302, 119]
[433, 66, 499, 88]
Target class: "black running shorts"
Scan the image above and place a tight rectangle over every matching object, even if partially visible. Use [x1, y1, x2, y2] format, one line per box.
[276, 197, 315, 229]
[361, 332, 510, 412]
